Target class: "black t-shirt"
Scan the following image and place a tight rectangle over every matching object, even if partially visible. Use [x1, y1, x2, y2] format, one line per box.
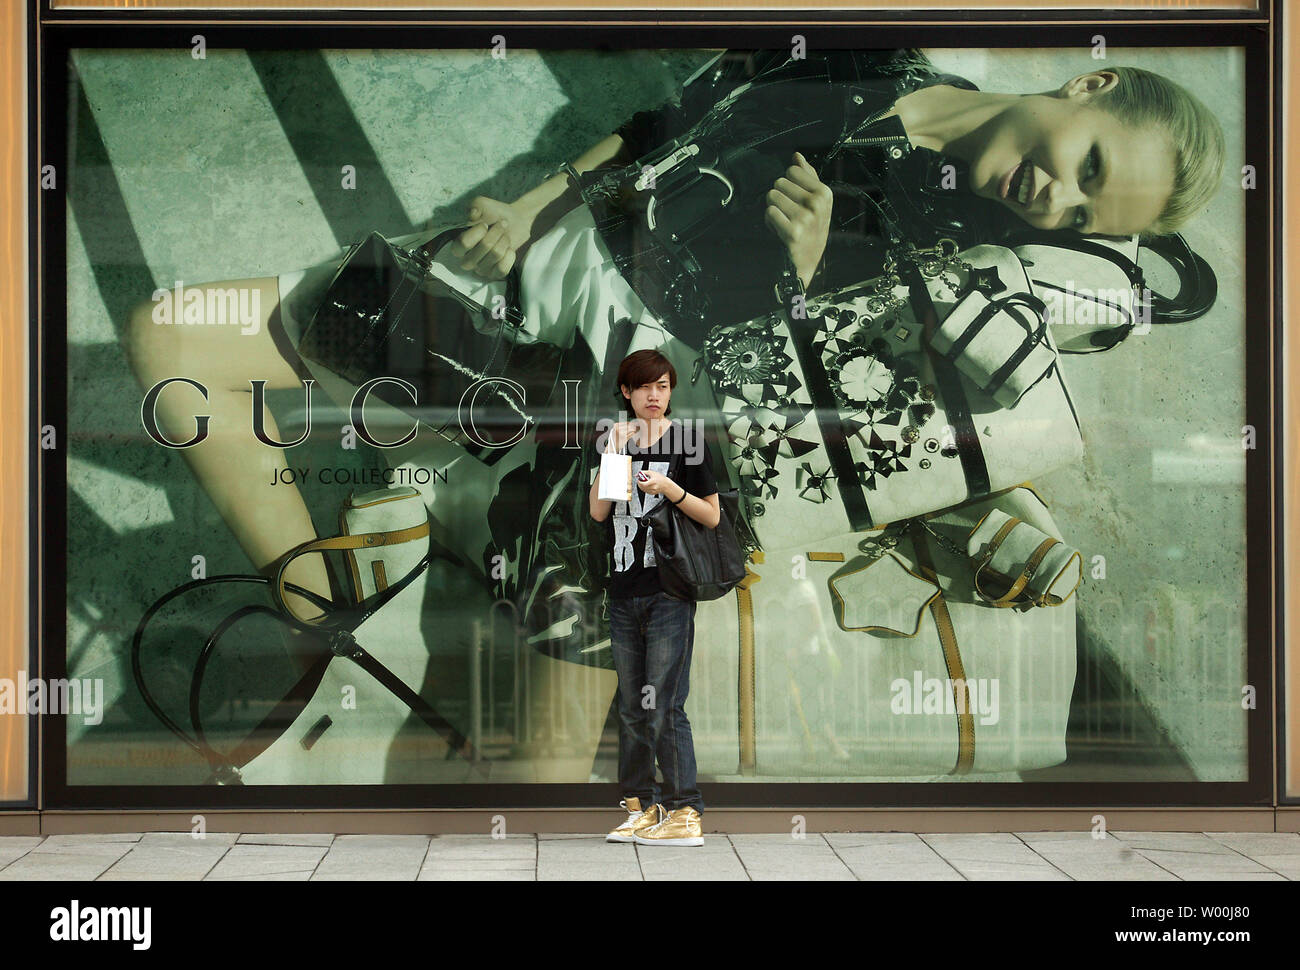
[602, 420, 719, 599]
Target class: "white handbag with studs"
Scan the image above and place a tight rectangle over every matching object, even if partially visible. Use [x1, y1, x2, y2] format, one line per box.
[700, 243, 1083, 546]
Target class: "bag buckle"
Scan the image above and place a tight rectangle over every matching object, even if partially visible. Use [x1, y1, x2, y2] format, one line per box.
[635, 141, 701, 191]
[326, 628, 362, 659]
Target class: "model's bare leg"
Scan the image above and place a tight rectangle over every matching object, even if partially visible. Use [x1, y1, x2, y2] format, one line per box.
[125, 276, 330, 622]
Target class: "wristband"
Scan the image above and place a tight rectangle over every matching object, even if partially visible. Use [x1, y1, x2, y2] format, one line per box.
[671, 485, 688, 505]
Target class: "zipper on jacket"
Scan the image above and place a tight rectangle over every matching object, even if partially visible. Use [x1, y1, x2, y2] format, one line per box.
[827, 101, 898, 161]
[839, 135, 909, 149]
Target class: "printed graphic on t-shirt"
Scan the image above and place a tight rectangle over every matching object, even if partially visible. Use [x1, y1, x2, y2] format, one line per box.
[612, 460, 670, 573]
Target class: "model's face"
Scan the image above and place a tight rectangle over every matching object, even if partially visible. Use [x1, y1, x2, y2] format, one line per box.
[621, 372, 672, 422]
[967, 73, 1176, 236]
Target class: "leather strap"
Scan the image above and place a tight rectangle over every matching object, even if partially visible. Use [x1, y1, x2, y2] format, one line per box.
[414, 224, 526, 330]
[1000, 230, 1144, 286]
[973, 516, 1029, 606]
[226, 650, 334, 770]
[342, 636, 477, 762]
[274, 520, 431, 622]
[1038, 550, 1084, 607]
[909, 521, 974, 774]
[981, 296, 1050, 398]
[135, 511, 477, 780]
[905, 262, 990, 500]
[736, 551, 763, 775]
[189, 604, 334, 767]
[780, 266, 873, 529]
[943, 295, 1002, 361]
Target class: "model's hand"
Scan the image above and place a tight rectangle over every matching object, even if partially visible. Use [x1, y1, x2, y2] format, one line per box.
[764, 151, 832, 291]
[450, 196, 537, 281]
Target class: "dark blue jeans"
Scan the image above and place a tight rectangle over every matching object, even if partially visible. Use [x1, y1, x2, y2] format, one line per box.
[607, 589, 703, 813]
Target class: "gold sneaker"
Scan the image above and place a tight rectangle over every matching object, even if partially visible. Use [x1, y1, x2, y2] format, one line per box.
[634, 806, 703, 846]
[606, 798, 663, 843]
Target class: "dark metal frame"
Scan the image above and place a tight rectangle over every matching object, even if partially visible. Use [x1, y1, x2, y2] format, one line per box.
[33, 8, 1279, 811]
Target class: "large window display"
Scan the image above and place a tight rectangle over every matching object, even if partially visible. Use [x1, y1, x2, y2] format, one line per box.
[41, 21, 1275, 808]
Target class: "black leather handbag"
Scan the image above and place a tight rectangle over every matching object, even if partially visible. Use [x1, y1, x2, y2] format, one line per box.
[644, 453, 747, 602]
[296, 224, 565, 465]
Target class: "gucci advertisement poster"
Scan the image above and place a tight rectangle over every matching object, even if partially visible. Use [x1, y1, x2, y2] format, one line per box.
[40, 18, 1275, 808]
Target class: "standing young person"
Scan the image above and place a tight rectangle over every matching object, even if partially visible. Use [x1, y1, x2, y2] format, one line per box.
[589, 349, 720, 846]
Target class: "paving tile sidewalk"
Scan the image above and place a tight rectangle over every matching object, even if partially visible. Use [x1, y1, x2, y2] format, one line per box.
[0, 831, 1296, 880]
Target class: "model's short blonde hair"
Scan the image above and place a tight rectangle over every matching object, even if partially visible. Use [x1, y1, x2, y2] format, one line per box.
[1092, 66, 1226, 237]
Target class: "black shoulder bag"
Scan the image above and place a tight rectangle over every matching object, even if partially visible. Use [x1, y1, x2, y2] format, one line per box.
[644, 450, 747, 602]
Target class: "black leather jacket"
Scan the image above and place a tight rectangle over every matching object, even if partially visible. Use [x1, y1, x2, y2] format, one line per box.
[571, 48, 1024, 346]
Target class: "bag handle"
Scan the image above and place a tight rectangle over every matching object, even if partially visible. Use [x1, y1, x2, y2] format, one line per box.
[941, 290, 1049, 362]
[604, 421, 627, 455]
[978, 294, 1052, 400]
[409, 223, 527, 330]
[1004, 229, 1218, 352]
[271, 518, 431, 624]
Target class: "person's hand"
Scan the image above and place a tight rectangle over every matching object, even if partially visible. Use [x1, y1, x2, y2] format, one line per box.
[602, 419, 642, 454]
[450, 196, 537, 281]
[764, 151, 832, 290]
[635, 469, 678, 499]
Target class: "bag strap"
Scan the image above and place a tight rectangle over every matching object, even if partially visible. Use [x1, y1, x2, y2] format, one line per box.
[1141, 232, 1219, 324]
[192, 606, 336, 774]
[130, 574, 337, 775]
[1036, 549, 1084, 607]
[314, 630, 476, 763]
[978, 296, 1050, 398]
[272, 519, 431, 622]
[411, 224, 527, 329]
[1003, 229, 1218, 352]
[904, 261, 990, 500]
[777, 255, 874, 529]
[190, 548, 478, 776]
[1004, 229, 1144, 284]
[908, 521, 974, 774]
[188, 608, 478, 774]
[131, 505, 481, 779]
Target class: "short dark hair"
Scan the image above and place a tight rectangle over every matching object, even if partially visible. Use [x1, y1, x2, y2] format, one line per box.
[615, 349, 677, 417]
